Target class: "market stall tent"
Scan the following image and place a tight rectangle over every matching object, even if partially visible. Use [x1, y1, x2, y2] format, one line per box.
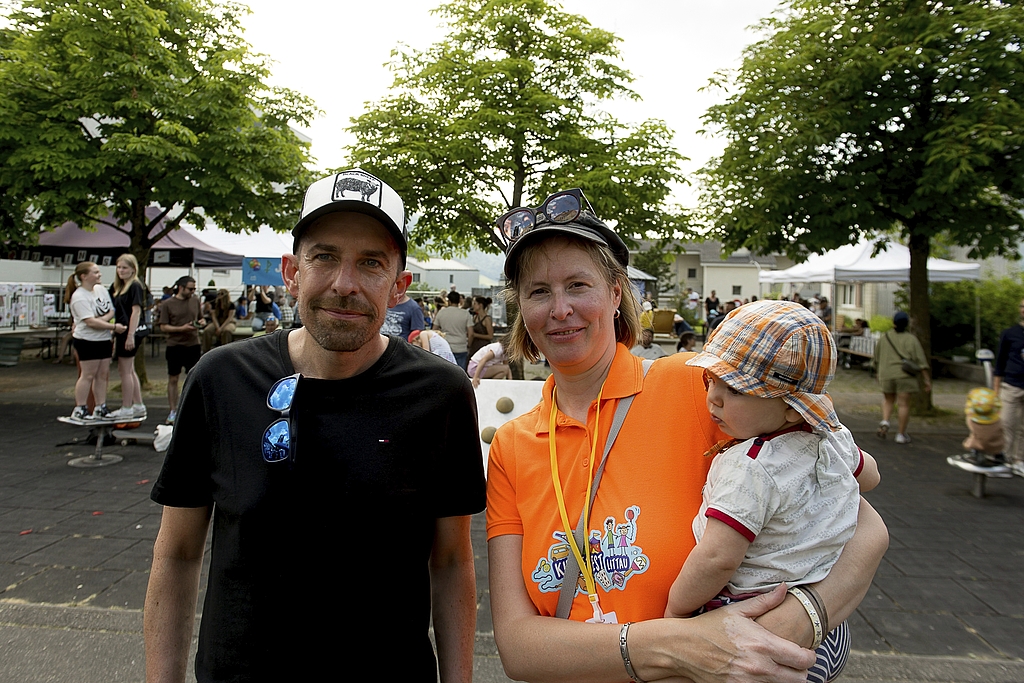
[34, 211, 243, 269]
[759, 240, 980, 284]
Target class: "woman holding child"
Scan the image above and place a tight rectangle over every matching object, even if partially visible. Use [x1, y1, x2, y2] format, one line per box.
[486, 190, 888, 682]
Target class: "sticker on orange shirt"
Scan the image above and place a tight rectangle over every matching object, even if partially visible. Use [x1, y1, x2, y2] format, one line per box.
[531, 505, 649, 594]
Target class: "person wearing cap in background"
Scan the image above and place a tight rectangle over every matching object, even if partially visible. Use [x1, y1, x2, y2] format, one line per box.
[948, 387, 1012, 475]
[250, 315, 279, 338]
[485, 189, 888, 683]
[665, 301, 880, 682]
[873, 310, 931, 444]
[144, 169, 485, 683]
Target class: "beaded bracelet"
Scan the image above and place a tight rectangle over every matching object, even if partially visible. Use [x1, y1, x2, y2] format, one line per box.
[788, 586, 824, 650]
[619, 622, 646, 683]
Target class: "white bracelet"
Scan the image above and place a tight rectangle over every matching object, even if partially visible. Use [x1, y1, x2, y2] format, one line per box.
[618, 622, 646, 683]
[788, 586, 824, 650]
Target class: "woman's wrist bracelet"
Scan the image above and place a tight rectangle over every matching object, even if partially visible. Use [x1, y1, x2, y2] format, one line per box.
[788, 587, 824, 650]
[800, 585, 829, 636]
[618, 622, 646, 683]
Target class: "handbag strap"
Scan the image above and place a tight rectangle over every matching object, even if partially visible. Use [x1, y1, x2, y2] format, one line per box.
[884, 331, 908, 362]
[555, 358, 654, 619]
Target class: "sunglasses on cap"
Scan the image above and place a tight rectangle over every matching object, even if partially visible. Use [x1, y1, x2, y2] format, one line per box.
[495, 189, 595, 244]
[262, 373, 300, 464]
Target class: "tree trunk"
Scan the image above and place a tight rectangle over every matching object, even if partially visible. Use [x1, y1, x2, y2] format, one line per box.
[907, 230, 933, 414]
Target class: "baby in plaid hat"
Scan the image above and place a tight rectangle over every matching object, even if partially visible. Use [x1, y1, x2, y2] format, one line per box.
[665, 301, 880, 678]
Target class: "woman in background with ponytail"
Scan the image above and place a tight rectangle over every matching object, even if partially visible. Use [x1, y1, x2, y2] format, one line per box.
[66, 262, 124, 420]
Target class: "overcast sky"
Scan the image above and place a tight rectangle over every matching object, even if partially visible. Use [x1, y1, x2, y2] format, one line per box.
[239, 0, 782, 207]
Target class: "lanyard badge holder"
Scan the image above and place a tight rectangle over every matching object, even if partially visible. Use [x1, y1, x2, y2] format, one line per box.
[552, 359, 653, 623]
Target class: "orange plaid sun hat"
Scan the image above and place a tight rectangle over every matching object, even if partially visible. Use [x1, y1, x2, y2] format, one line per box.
[686, 300, 840, 432]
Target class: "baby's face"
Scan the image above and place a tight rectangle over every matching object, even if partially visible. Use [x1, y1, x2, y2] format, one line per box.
[704, 371, 802, 440]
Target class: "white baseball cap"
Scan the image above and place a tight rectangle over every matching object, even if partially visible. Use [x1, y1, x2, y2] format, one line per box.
[291, 169, 407, 265]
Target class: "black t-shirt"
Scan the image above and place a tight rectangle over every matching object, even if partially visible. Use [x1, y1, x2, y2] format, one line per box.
[110, 281, 144, 326]
[152, 332, 485, 682]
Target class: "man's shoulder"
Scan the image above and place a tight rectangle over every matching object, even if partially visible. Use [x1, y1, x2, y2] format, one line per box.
[194, 330, 287, 377]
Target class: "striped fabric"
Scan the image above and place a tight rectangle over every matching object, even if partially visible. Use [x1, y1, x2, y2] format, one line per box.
[808, 620, 850, 683]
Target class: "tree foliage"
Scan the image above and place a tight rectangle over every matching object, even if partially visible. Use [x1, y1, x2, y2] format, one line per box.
[895, 276, 1024, 356]
[347, 0, 687, 256]
[699, 0, 1024, 405]
[0, 0, 318, 275]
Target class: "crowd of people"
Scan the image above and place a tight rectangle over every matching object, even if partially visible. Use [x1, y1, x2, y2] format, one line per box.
[137, 170, 887, 683]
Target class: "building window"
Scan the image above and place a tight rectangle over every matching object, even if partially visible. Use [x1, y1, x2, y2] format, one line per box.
[732, 285, 742, 296]
[411, 273, 420, 282]
[449, 274, 454, 283]
[687, 268, 697, 279]
[838, 283, 861, 306]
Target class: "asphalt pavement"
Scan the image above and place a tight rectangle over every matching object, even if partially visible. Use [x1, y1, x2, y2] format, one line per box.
[1, 350, 1022, 682]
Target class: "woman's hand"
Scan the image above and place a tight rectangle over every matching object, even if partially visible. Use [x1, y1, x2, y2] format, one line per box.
[126, 335, 136, 351]
[114, 323, 127, 334]
[636, 585, 815, 683]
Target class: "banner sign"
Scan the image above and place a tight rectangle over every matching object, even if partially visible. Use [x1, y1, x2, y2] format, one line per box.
[242, 257, 283, 286]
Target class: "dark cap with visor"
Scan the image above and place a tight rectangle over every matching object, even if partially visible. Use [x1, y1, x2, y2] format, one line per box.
[500, 197, 629, 279]
[292, 169, 408, 267]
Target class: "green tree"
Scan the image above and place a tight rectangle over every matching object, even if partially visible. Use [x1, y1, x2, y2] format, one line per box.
[0, 0, 317, 276]
[347, 0, 687, 256]
[631, 246, 675, 302]
[699, 0, 1024, 408]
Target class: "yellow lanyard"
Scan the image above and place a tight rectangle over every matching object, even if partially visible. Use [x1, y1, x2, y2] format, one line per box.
[549, 383, 605, 621]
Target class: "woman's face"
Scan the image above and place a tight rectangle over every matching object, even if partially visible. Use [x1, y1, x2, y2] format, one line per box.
[81, 266, 102, 287]
[517, 239, 621, 374]
[116, 260, 134, 281]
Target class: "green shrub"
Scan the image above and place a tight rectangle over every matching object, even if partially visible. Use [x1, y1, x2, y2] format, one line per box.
[907, 275, 1024, 356]
[869, 315, 893, 333]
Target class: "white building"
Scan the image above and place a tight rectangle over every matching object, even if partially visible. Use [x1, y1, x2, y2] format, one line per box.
[406, 256, 480, 292]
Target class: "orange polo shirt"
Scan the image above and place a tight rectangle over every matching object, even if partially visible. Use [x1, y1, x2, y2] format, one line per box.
[487, 344, 725, 622]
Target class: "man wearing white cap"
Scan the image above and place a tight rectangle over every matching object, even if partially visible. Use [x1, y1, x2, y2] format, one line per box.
[144, 170, 485, 682]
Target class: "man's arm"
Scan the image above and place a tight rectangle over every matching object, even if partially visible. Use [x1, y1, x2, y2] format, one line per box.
[429, 515, 476, 683]
[144, 505, 212, 683]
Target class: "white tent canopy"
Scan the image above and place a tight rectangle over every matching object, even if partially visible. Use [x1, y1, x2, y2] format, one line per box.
[182, 225, 292, 262]
[759, 240, 980, 284]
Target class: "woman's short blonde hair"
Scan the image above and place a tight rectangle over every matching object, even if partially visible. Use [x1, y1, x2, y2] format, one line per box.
[503, 235, 642, 363]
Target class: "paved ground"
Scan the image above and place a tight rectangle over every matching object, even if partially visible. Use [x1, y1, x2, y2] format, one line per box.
[1, 350, 1023, 682]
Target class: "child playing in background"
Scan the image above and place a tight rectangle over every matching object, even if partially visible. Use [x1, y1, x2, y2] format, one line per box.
[666, 300, 880, 683]
[948, 388, 1011, 476]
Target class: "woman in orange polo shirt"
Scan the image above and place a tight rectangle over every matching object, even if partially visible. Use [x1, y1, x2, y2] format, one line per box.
[486, 190, 889, 683]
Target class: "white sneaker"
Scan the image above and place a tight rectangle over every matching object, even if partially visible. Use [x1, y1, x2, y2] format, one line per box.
[107, 406, 135, 420]
[894, 433, 911, 444]
[1010, 461, 1024, 478]
[877, 421, 890, 439]
[132, 403, 147, 418]
[70, 406, 88, 420]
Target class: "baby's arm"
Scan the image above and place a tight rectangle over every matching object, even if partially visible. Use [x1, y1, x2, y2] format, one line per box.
[856, 449, 880, 492]
[665, 518, 751, 618]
